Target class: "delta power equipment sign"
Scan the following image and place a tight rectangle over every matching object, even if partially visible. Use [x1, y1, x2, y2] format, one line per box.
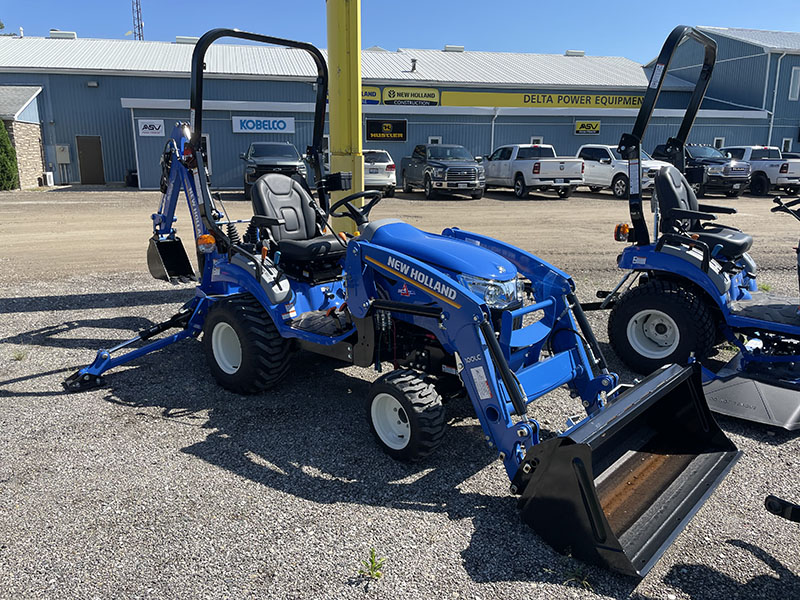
[366, 119, 407, 141]
[232, 116, 296, 134]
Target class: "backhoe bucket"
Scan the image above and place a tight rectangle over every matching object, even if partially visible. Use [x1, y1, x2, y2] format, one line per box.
[147, 235, 195, 283]
[513, 363, 740, 578]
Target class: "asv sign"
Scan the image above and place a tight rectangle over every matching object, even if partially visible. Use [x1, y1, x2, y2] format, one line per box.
[232, 116, 295, 134]
[138, 119, 164, 137]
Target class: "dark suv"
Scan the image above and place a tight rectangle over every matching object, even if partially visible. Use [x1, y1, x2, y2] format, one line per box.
[241, 142, 307, 199]
[651, 144, 751, 197]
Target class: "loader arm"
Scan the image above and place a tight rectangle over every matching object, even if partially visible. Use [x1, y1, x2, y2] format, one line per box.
[346, 240, 615, 480]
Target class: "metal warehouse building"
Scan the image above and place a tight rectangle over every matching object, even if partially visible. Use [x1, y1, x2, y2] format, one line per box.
[0, 26, 796, 190]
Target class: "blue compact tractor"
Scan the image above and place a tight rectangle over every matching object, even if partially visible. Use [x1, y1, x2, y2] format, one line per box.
[596, 26, 800, 431]
[66, 29, 740, 577]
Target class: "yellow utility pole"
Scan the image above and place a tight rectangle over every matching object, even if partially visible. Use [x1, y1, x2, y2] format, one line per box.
[326, 0, 363, 234]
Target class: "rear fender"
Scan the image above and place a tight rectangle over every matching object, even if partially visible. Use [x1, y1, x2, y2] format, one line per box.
[618, 245, 730, 310]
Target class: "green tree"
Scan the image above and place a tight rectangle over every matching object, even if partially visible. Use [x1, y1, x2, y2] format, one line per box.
[0, 121, 20, 190]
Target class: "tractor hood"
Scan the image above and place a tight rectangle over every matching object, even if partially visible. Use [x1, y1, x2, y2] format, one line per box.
[365, 221, 516, 280]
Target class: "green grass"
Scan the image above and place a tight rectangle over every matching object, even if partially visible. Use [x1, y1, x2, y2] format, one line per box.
[758, 283, 772, 292]
[11, 349, 26, 361]
[563, 567, 594, 591]
[357, 548, 386, 580]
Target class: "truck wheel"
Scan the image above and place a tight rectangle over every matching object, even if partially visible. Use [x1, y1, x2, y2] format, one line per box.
[589, 186, 603, 193]
[750, 174, 770, 197]
[691, 183, 706, 198]
[725, 189, 741, 198]
[612, 174, 629, 199]
[244, 183, 252, 200]
[367, 369, 445, 462]
[202, 295, 291, 393]
[471, 188, 484, 199]
[514, 174, 529, 198]
[424, 175, 438, 200]
[384, 186, 395, 198]
[608, 280, 715, 374]
[557, 186, 575, 199]
[786, 186, 799, 196]
[402, 172, 412, 193]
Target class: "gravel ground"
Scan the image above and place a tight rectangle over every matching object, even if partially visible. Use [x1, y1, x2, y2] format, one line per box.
[0, 188, 798, 599]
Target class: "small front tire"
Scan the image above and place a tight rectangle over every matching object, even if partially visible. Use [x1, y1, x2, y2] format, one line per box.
[471, 188, 484, 199]
[367, 369, 445, 462]
[725, 189, 741, 198]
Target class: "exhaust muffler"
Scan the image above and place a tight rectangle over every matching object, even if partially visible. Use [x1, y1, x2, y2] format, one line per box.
[513, 363, 740, 577]
[147, 234, 196, 283]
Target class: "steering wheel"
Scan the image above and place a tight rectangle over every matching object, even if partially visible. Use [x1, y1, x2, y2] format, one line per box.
[328, 190, 384, 226]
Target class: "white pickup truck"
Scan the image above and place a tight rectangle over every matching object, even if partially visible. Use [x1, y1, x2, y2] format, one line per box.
[483, 144, 584, 198]
[721, 146, 800, 196]
[577, 144, 672, 198]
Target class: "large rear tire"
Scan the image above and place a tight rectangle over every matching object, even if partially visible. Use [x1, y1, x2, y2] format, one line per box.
[367, 369, 445, 462]
[402, 172, 412, 193]
[202, 295, 291, 393]
[514, 174, 529, 198]
[608, 280, 715, 374]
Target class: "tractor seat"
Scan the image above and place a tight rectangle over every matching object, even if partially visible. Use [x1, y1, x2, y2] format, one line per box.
[655, 165, 753, 258]
[251, 173, 345, 262]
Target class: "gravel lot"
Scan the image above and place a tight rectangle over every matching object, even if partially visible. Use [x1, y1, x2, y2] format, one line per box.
[0, 186, 798, 599]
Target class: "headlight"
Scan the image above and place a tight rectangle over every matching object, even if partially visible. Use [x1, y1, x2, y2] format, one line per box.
[459, 274, 522, 309]
[298, 164, 307, 175]
[432, 168, 445, 179]
[477, 166, 485, 177]
[246, 166, 256, 174]
[707, 165, 723, 174]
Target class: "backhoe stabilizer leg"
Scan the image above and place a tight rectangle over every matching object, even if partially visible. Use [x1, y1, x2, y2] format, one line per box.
[63, 299, 208, 392]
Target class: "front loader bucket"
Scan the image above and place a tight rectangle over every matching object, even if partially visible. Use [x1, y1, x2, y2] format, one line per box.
[513, 363, 740, 578]
[147, 234, 195, 283]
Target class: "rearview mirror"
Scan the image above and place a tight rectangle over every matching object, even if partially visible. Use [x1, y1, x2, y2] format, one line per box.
[239, 152, 246, 160]
[476, 156, 484, 163]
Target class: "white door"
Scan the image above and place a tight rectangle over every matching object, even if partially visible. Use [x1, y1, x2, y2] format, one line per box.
[578, 147, 601, 186]
[485, 147, 505, 183]
[497, 147, 514, 182]
[594, 148, 616, 186]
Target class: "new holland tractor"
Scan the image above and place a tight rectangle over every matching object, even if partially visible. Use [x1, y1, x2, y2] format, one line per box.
[594, 26, 800, 431]
[65, 28, 740, 578]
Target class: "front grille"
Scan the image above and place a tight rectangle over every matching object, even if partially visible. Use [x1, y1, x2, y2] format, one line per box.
[723, 164, 750, 175]
[446, 167, 477, 182]
[255, 165, 298, 177]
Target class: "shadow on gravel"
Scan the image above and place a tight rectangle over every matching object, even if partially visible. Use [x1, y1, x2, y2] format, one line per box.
[90, 349, 637, 594]
[0, 289, 193, 313]
[663, 539, 800, 600]
[0, 316, 158, 349]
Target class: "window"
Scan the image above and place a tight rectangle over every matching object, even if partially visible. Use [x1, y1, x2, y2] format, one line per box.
[726, 148, 746, 160]
[364, 150, 392, 164]
[750, 147, 782, 160]
[789, 67, 800, 101]
[530, 136, 544, 144]
[578, 147, 605, 162]
[412, 145, 425, 160]
[488, 147, 505, 161]
[428, 136, 442, 145]
[713, 137, 725, 149]
[782, 138, 793, 153]
[497, 147, 513, 160]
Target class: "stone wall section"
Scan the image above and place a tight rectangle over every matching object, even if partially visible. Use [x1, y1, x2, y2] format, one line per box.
[4, 119, 45, 189]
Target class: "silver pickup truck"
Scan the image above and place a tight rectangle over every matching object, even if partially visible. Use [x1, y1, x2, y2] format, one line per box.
[483, 144, 584, 198]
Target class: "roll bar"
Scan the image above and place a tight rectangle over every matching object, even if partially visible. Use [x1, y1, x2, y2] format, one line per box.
[618, 26, 717, 246]
[187, 29, 329, 244]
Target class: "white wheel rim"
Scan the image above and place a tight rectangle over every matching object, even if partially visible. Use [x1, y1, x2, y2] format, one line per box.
[211, 322, 242, 374]
[626, 309, 680, 359]
[515, 179, 523, 195]
[371, 393, 410, 450]
[614, 179, 626, 196]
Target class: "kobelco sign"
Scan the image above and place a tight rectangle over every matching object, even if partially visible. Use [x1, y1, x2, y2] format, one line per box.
[232, 116, 295, 134]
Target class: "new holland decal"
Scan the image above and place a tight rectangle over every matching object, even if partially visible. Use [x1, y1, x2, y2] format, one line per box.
[386, 256, 458, 300]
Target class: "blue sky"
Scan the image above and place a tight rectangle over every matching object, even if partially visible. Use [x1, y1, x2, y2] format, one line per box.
[3, 1, 800, 63]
